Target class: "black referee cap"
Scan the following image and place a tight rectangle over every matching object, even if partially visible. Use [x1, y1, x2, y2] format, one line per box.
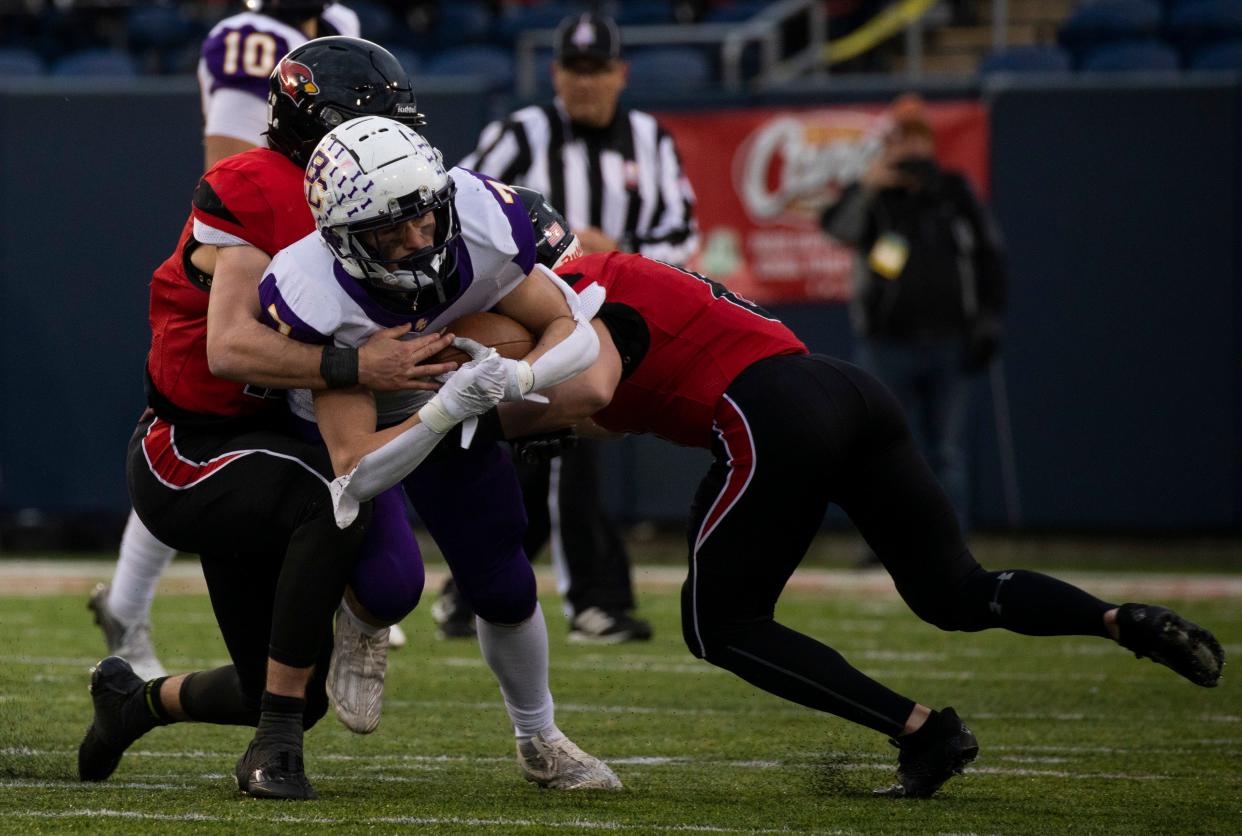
[555, 13, 622, 68]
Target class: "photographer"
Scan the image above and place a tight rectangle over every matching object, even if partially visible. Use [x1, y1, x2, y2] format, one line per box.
[821, 94, 1006, 536]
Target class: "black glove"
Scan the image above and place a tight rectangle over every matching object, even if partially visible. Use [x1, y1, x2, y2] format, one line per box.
[963, 316, 1002, 374]
[510, 428, 579, 464]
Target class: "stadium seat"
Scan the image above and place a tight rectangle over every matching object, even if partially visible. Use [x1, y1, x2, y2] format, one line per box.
[627, 47, 713, 92]
[0, 46, 44, 77]
[126, 4, 196, 51]
[51, 49, 139, 77]
[423, 45, 514, 89]
[979, 44, 1075, 74]
[1059, 1, 1163, 53]
[1187, 36, 1242, 66]
[1080, 39, 1181, 69]
[1165, 0, 1242, 49]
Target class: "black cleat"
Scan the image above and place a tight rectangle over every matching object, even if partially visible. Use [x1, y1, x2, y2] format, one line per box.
[78, 656, 157, 782]
[1115, 603, 1225, 687]
[875, 707, 979, 798]
[235, 738, 318, 800]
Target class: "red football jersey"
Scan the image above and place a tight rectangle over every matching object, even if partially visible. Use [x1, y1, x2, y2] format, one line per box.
[146, 148, 313, 420]
[562, 253, 807, 448]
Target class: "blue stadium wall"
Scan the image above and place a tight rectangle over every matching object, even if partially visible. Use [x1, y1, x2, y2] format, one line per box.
[0, 75, 1238, 533]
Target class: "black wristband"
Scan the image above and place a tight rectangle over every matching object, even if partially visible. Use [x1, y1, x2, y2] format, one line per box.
[320, 345, 359, 389]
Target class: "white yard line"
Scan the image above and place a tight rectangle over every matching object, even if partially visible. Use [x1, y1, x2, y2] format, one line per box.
[0, 747, 1219, 781]
[3, 807, 808, 833]
[2, 560, 1241, 599]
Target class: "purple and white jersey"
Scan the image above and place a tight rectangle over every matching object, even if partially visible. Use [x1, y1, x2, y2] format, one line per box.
[260, 167, 539, 424]
[197, 5, 360, 145]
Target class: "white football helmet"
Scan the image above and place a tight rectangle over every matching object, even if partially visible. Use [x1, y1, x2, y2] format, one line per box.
[305, 116, 460, 304]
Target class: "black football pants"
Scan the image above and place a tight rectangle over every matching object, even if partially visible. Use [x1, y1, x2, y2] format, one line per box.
[682, 355, 1114, 736]
[127, 414, 370, 726]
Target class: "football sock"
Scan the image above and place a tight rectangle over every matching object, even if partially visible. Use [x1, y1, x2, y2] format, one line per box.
[477, 603, 555, 738]
[255, 691, 306, 749]
[962, 568, 1114, 638]
[143, 677, 176, 724]
[339, 597, 381, 637]
[179, 666, 261, 726]
[108, 509, 177, 625]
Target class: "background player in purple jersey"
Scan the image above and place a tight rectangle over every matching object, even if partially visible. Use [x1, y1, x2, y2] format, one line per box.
[200, 1, 360, 170]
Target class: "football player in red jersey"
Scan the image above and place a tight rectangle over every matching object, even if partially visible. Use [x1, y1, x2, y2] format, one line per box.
[498, 208, 1226, 799]
[78, 38, 449, 801]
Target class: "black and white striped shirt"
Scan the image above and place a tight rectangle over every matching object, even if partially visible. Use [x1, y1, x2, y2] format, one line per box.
[460, 99, 699, 266]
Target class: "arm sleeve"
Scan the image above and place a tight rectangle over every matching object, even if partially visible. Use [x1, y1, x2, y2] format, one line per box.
[634, 129, 699, 267]
[526, 266, 603, 392]
[329, 421, 445, 528]
[820, 182, 877, 248]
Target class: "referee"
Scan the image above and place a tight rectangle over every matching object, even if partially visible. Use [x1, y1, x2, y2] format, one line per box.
[436, 12, 699, 642]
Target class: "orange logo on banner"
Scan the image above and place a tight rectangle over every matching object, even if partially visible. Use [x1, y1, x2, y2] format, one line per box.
[657, 102, 989, 304]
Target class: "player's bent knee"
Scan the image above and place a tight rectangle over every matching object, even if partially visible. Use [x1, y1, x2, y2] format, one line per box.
[461, 558, 538, 625]
[897, 581, 988, 633]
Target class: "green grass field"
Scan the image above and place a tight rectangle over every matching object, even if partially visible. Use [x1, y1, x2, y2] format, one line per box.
[0, 561, 1239, 834]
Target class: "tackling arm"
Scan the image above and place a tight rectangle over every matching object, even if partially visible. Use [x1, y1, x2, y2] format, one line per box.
[206, 244, 456, 392]
[492, 265, 602, 399]
[316, 343, 510, 527]
[498, 319, 621, 439]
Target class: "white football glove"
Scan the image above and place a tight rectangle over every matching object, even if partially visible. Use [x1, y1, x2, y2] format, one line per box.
[452, 336, 548, 404]
[418, 340, 508, 434]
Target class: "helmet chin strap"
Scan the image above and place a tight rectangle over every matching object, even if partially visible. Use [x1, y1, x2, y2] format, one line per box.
[379, 269, 447, 304]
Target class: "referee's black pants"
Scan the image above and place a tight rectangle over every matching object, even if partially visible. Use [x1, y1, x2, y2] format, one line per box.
[127, 413, 370, 727]
[682, 354, 1114, 736]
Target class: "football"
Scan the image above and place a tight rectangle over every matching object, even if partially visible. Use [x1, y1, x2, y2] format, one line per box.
[432, 312, 535, 365]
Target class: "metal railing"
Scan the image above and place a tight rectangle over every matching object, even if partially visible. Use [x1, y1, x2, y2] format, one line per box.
[513, 0, 825, 96]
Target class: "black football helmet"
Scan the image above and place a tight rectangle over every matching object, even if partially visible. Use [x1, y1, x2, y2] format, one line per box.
[512, 186, 583, 270]
[266, 36, 426, 168]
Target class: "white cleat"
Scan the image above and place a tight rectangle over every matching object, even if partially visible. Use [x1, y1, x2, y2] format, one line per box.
[388, 622, 408, 649]
[517, 730, 623, 790]
[327, 604, 389, 734]
[87, 582, 168, 680]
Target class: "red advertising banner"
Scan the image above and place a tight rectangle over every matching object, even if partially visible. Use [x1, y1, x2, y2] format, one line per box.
[656, 101, 989, 303]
